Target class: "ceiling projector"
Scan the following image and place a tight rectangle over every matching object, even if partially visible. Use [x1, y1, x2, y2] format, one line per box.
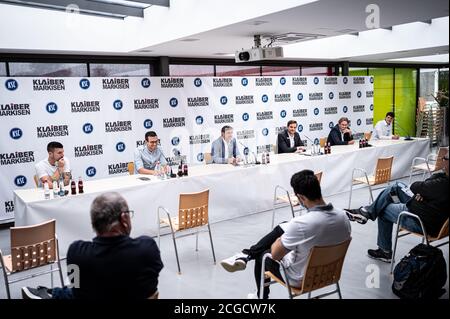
[235, 46, 284, 63]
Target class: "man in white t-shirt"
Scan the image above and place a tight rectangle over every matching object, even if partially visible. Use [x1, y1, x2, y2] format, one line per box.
[35, 141, 71, 188]
[220, 170, 351, 299]
[373, 112, 399, 140]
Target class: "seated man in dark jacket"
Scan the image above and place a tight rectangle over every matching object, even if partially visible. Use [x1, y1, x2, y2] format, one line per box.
[327, 117, 355, 146]
[22, 192, 163, 299]
[346, 152, 449, 262]
[277, 120, 305, 154]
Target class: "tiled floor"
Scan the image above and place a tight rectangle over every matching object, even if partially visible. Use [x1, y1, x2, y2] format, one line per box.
[0, 175, 448, 299]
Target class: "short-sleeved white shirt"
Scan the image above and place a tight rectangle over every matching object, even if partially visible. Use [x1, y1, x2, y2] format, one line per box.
[279, 204, 351, 286]
[35, 156, 71, 183]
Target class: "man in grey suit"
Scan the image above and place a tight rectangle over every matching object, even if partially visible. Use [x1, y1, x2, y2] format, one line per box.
[211, 125, 241, 164]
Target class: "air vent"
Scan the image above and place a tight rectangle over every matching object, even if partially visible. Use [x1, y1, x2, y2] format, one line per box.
[266, 32, 325, 43]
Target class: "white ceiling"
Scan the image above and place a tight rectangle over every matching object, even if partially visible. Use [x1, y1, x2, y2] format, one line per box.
[132, 0, 449, 62]
[0, 0, 448, 63]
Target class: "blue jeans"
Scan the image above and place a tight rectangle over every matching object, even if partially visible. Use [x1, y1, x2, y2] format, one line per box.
[51, 287, 74, 299]
[365, 182, 423, 252]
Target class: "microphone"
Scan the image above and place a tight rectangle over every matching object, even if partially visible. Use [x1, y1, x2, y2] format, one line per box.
[238, 141, 260, 164]
[394, 122, 414, 140]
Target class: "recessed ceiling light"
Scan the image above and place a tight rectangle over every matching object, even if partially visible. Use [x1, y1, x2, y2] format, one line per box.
[250, 20, 269, 26]
[180, 38, 200, 42]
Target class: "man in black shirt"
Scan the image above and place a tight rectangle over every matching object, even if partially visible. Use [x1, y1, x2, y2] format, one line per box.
[327, 117, 355, 146]
[22, 192, 163, 299]
[346, 153, 449, 262]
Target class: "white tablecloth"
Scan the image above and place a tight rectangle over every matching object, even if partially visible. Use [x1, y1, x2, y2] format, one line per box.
[14, 138, 430, 253]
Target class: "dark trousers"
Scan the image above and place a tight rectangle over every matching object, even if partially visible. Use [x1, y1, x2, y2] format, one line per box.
[244, 225, 285, 299]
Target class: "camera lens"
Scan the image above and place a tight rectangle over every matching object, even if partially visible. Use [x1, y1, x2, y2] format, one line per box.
[238, 51, 250, 61]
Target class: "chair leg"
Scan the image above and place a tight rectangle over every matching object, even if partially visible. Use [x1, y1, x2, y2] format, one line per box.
[207, 224, 216, 264]
[271, 189, 277, 229]
[57, 260, 65, 287]
[408, 168, 413, 185]
[390, 222, 402, 274]
[170, 230, 181, 274]
[368, 184, 374, 203]
[348, 183, 353, 209]
[336, 282, 342, 299]
[1, 265, 11, 299]
[195, 231, 199, 252]
[308, 291, 311, 299]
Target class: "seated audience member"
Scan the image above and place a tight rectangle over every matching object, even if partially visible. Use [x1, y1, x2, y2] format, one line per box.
[346, 152, 449, 262]
[134, 131, 167, 175]
[35, 141, 71, 188]
[277, 120, 305, 154]
[22, 192, 163, 299]
[373, 112, 399, 140]
[211, 125, 241, 164]
[220, 170, 351, 299]
[327, 117, 355, 146]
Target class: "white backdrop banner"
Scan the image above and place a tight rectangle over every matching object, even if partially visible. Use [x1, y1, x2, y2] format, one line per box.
[0, 76, 373, 221]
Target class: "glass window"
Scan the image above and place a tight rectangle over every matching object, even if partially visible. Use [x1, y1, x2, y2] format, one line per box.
[262, 66, 300, 76]
[9, 63, 88, 77]
[169, 64, 214, 76]
[301, 67, 331, 76]
[420, 69, 438, 102]
[368, 68, 394, 126]
[0, 63, 6, 76]
[216, 65, 261, 76]
[90, 64, 151, 77]
[349, 68, 368, 76]
[394, 68, 417, 137]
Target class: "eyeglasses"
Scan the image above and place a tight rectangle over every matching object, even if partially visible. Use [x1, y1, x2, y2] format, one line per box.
[148, 140, 159, 144]
[123, 210, 134, 218]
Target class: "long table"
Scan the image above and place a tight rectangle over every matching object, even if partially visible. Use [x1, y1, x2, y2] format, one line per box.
[14, 138, 430, 253]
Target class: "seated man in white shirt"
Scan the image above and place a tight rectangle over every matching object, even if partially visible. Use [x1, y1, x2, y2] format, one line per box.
[35, 141, 71, 188]
[220, 170, 351, 299]
[373, 112, 399, 140]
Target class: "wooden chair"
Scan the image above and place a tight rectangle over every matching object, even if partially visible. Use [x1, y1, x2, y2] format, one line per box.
[271, 172, 323, 229]
[0, 219, 64, 299]
[127, 162, 135, 175]
[204, 152, 213, 164]
[348, 156, 394, 208]
[261, 238, 351, 299]
[408, 147, 448, 184]
[364, 131, 372, 140]
[157, 189, 215, 274]
[391, 212, 449, 273]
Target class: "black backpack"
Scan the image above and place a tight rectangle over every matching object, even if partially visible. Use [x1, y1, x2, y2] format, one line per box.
[392, 243, 447, 299]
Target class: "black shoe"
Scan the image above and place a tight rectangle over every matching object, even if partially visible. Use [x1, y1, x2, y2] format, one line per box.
[22, 286, 52, 299]
[344, 209, 368, 224]
[367, 248, 392, 263]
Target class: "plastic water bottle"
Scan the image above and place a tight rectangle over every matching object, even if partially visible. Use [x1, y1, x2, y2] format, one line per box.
[155, 161, 161, 179]
[44, 182, 50, 200]
[261, 152, 266, 164]
[53, 180, 58, 197]
[58, 179, 65, 197]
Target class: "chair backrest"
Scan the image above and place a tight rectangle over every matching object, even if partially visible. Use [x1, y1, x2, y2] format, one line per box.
[33, 175, 39, 188]
[9, 219, 57, 273]
[374, 156, 394, 184]
[300, 238, 351, 294]
[204, 152, 212, 164]
[315, 171, 323, 184]
[434, 147, 449, 171]
[319, 138, 327, 148]
[435, 218, 449, 240]
[127, 162, 135, 175]
[364, 131, 372, 141]
[178, 189, 209, 231]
